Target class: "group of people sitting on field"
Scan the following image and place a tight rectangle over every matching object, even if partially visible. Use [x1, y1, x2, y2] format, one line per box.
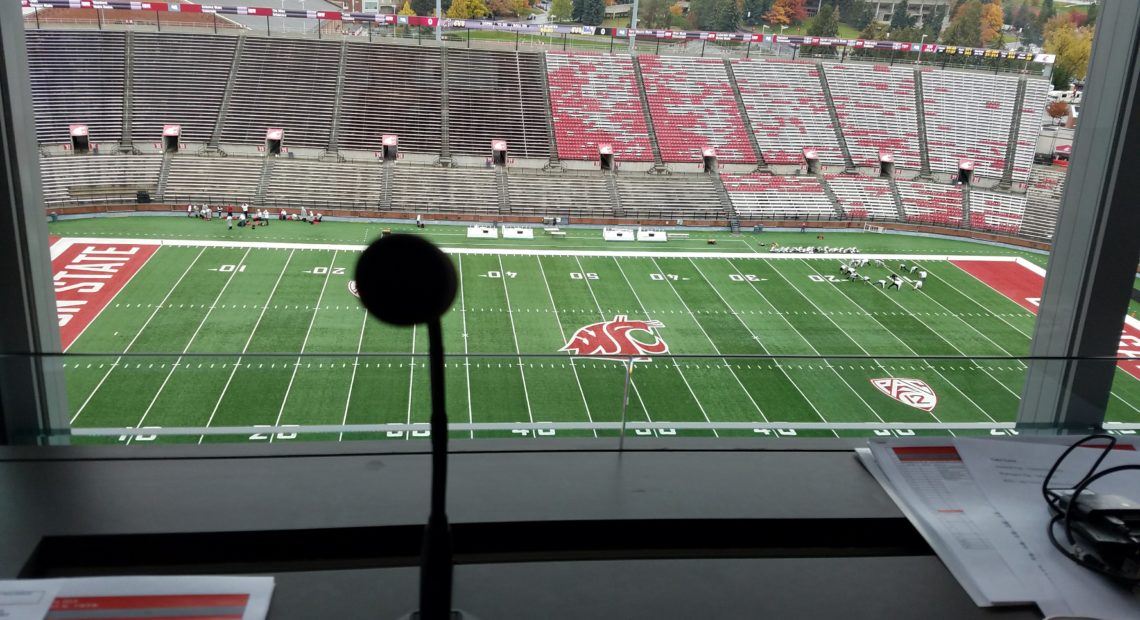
[767, 245, 860, 254]
[278, 206, 323, 224]
[840, 259, 928, 291]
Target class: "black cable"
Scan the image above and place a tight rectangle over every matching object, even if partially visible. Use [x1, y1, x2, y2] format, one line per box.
[1041, 434, 1115, 511]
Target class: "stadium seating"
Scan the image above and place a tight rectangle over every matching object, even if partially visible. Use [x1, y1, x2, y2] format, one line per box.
[731, 59, 843, 166]
[446, 49, 550, 159]
[220, 38, 340, 149]
[968, 189, 1027, 235]
[25, 30, 126, 145]
[163, 155, 263, 203]
[129, 33, 237, 145]
[39, 154, 160, 205]
[264, 159, 382, 209]
[638, 56, 757, 163]
[615, 174, 724, 219]
[545, 52, 654, 162]
[824, 174, 899, 220]
[824, 63, 922, 169]
[391, 166, 498, 215]
[338, 43, 443, 155]
[895, 179, 964, 225]
[721, 173, 835, 219]
[1012, 80, 1051, 184]
[921, 69, 1019, 179]
[1021, 164, 1067, 239]
[506, 172, 612, 217]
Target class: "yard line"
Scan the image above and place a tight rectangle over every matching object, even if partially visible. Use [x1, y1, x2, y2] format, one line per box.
[573, 256, 656, 435]
[698, 257, 886, 432]
[406, 323, 417, 440]
[535, 256, 596, 437]
[126, 248, 252, 443]
[497, 255, 535, 430]
[338, 309, 370, 442]
[759, 260, 958, 432]
[928, 263, 1140, 415]
[271, 250, 339, 442]
[71, 247, 207, 423]
[198, 249, 296, 444]
[798, 260, 996, 424]
[851, 266, 1021, 402]
[611, 258, 718, 437]
[646, 257, 770, 425]
[459, 255, 474, 438]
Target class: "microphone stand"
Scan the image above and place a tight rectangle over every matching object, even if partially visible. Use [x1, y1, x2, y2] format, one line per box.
[419, 317, 453, 619]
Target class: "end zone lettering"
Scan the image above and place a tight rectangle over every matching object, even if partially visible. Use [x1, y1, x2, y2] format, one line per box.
[52, 243, 159, 350]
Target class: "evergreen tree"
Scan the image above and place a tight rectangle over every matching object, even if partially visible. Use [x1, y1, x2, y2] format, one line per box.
[807, 4, 840, 37]
[712, 0, 742, 31]
[890, 0, 916, 30]
[572, 0, 584, 22]
[640, 0, 666, 28]
[850, 0, 873, 30]
[923, 5, 947, 38]
[581, 0, 605, 25]
[742, 0, 771, 26]
[411, 0, 452, 17]
[1085, 1, 1097, 27]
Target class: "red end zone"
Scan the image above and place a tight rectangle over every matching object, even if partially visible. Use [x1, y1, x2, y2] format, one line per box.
[53, 242, 158, 350]
[952, 259, 1140, 380]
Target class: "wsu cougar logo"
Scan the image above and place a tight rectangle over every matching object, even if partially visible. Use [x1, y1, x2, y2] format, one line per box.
[561, 315, 669, 362]
[871, 378, 938, 412]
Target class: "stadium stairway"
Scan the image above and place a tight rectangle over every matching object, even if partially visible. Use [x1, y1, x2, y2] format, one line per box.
[816, 173, 846, 219]
[961, 183, 973, 225]
[438, 48, 452, 166]
[119, 31, 134, 153]
[606, 171, 623, 217]
[999, 78, 1028, 190]
[156, 150, 173, 201]
[709, 171, 738, 222]
[322, 40, 349, 161]
[816, 64, 857, 172]
[886, 176, 908, 220]
[723, 59, 767, 170]
[206, 34, 243, 155]
[913, 69, 933, 178]
[538, 54, 563, 172]
[631, 56, 668, 174]
[254, 155, 275, 207]
[380, 160, 394, 211]
[496, 165, 510, 214]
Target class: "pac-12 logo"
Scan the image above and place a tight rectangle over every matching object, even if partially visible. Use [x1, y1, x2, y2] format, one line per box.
[560, 315, 668, 362]
[870, 378, 938, 412]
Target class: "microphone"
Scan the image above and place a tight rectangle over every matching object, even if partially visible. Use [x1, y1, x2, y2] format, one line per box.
[355, 234, 472, 620]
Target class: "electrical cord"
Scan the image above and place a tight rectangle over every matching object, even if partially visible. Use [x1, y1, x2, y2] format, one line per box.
[1041, 434, 1140, 583]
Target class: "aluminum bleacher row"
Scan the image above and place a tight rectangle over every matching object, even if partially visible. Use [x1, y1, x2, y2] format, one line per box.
[544, 52, 654, 162]
[638, 56, 757, 164]
[721, 173, 834, 219]
[730, 59, 843, 166]
[615, 175, 725, 219]
[1021, 164, 1067, 239]
[825, 174, 898, 220]
[25, 30, 126, 145]
[130, 33, 236, 145]
[825, 63, 922, 170]
[895, 180, 964, 225]
[922, 69, 1020, 180]
[447, 49, 550, 159]
[39, 154, 160, 205]
[969, 189, 1027, 235]
[25, 29, 1063, 239]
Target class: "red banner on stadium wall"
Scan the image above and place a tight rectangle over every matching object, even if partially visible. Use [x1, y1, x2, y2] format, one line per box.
[52, 241, 158, 350]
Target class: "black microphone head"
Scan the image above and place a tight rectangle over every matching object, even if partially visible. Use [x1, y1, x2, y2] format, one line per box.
[355, 234, 457, 326]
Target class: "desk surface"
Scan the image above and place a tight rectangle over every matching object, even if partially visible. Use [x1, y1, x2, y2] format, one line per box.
[0, 440, 1041, 619]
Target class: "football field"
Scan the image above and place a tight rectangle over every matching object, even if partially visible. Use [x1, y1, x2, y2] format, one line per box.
[49, 223, 1140, 443]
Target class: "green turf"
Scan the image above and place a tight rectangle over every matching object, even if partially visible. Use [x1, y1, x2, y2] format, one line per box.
[53, 217, 1138, 444]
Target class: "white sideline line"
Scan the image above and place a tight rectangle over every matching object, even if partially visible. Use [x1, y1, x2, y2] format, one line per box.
[198, 249, 297, 443]
[271, 250, 339, 441]
[52, 237, 1024, 262]
[70, 247, 207, 423]
[73, 421, 1140, 436]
